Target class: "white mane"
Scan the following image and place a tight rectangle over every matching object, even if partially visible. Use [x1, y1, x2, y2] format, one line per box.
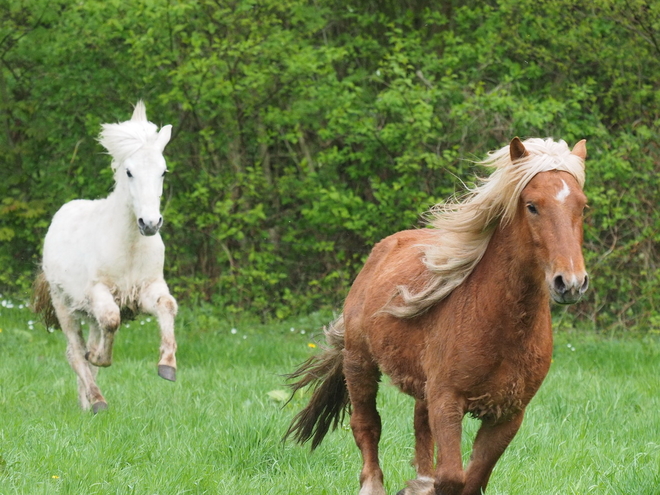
[97, 101, 160, 169]
[388, 138, 586, 318]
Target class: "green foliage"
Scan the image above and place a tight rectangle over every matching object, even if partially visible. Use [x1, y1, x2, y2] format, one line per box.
[2, 0, 660, 328]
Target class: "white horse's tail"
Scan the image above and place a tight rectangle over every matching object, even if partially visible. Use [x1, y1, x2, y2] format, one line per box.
[31, 271, 60, 330]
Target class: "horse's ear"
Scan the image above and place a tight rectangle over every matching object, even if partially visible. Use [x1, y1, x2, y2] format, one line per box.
[509, 137, 528, 162]
[155, 125, 172, 152]
[131, 101, 148, 122]
[571, 139, 587, 161]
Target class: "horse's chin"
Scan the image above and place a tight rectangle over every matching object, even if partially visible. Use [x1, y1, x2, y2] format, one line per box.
[138, 226, 160, 237]
[550, 291, 583, 305]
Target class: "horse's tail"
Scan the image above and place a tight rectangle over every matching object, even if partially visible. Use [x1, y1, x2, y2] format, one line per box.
[31, 271, 60, 330]
[284, 315, 349, 450]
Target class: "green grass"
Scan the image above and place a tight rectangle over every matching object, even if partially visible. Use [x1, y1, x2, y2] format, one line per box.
[0, 296, 659, 494]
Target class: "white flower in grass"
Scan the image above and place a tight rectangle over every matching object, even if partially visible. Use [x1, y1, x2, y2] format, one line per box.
[231, 328, 238, 335]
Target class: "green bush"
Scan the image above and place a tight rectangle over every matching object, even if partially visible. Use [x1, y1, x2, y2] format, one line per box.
[2, 0, 660, 329]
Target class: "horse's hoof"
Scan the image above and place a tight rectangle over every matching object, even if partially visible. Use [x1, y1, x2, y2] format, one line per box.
[92, 401, 108, 414]
[158, 365, 176, 382]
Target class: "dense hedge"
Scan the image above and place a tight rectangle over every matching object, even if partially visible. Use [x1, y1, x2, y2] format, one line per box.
[2, 0, 660, 329]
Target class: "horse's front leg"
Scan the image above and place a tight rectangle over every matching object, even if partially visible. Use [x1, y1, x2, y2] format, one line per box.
[461, 411, 524, 495]
[140, 280, 178, 381]
[86, 283, 120, 367]
[399, 392, 465, 495]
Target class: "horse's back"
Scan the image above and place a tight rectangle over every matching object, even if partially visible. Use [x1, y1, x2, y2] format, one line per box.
[345, 229, 437, 320]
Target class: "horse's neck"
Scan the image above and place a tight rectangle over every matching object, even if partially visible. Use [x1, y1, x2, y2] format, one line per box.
[102, 183, 141, 242]
[475, 218, 548, 316]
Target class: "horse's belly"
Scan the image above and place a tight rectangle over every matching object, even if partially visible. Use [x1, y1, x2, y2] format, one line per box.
[369, 332, 428, 400]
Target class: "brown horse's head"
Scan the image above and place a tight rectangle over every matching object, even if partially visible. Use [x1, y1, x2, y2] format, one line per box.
[513, 138, 589, 304]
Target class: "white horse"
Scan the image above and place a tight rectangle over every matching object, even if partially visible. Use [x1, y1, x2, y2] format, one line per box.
[33, 101, 178, 413]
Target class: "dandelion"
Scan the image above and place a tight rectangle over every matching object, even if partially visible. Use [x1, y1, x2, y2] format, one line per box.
[308, 343, 316, 348]
[230, 328, 238, 335]
[52, 475, 60, 479]
[300, 330, 306, 335]
[0, 328, 3, 333]
[290, 327, 295, 332]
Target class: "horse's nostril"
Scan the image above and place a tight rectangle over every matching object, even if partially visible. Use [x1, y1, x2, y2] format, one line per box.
[157, 216, 163, 228]
[553, 275, 566, 294]
[580, 274, 589, 294]
[138, 218, 145, 228]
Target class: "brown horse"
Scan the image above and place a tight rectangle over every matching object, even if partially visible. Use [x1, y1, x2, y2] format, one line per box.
[285, 137, 588, 495]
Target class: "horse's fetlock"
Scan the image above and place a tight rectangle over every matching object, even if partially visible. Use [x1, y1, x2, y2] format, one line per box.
[435, 473, 465, 495]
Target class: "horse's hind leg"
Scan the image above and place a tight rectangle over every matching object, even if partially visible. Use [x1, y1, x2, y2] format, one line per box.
[462, 411, 524, 495]
[344, 351, 385, 495]
[51, 295, 107, 412]
[86, 283, 120, 367]
[413, 399, 435, 477]
[140, 280, 178, 381]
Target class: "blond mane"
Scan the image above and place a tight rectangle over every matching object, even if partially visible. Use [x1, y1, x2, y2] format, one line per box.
[387, 138, 586, 318]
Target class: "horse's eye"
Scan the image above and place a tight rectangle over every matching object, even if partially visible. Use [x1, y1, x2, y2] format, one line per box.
[526, 203, 538, 215]
[126, 170, 133, 178]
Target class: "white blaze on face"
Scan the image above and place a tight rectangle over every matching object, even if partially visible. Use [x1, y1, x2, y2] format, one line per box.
[555, 179, 571, 203]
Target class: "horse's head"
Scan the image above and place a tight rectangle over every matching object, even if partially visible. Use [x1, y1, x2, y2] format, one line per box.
[123, 138, 171, 236]
[99, 101, 172, 237]
[513, 138, 589, 304]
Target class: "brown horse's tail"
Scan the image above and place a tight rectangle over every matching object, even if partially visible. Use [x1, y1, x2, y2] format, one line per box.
[284, 315, 349, 450]
[31, 271, 60, 330]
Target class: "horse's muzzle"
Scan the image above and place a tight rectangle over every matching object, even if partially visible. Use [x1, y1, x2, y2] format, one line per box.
[549, 272, 589, 305]
[138, 216, 163, 236]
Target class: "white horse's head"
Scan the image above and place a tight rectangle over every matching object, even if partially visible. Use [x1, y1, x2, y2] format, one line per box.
[98, 101, 172, 236]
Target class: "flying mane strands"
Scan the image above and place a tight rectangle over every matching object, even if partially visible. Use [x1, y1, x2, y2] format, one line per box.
[389, 138, 587, 319]
[98, 101, 161, 168]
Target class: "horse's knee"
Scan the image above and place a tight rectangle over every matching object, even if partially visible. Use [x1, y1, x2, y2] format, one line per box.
[98, 308, 120, 331]
[157, 294, 177, 316]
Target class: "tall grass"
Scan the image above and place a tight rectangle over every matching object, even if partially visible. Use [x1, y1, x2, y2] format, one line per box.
[0, 295, 658, 494]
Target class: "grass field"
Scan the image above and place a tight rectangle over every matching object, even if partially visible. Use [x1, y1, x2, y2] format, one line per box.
[1, 294, 659, 494]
